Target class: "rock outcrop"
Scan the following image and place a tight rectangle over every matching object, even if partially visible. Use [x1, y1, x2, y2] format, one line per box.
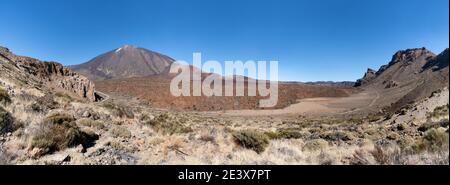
[0, 46, 96, 102]
[354, 68, 376, 87]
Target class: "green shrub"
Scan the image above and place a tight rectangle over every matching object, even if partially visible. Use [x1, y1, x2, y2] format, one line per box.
[143, 113, 192, 135]
[0, 107, 13, 134]
[30, 112, 98, 156]
[0, 87, 11, 105]
[232, 130, 269, 154]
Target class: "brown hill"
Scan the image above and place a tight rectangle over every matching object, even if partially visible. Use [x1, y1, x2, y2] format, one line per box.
[70, 45, 175, 80]
[355, 47, 449, 112]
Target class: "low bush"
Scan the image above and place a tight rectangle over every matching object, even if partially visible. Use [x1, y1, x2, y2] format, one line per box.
[265, 129, 306, 140]
[0, 107, 13, 134]
[322, 131, 355, 141]
[30, 112, 98, 156]
[414, 128, 449, 152]
[0, 87, 11, 105]
[142, 113, 192, 135]
[102, 102, 134, 119]
[110, 126, 132, 138]
[31, 94, 59, 112]
[232, 130, 269, 154]
[78, 118, 105, 130]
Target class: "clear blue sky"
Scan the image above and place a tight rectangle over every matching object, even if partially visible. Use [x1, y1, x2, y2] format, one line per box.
[0, 0, 448, 82]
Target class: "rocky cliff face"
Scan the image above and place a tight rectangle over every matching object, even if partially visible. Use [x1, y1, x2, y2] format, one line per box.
[0, 46, 96, 102]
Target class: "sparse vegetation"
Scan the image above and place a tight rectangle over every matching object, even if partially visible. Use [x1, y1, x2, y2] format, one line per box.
[232, 130, 269, 154]
[30, 112, 98, 156]
[0, 106, 13, 134]
[102, 102, 134, 119]
[142, 113, 192, 135]
[0, 87, 11, 105]
[110, 126, 132, 138]
[54, 92, 74, 103]
[78, 118, 105, 130]
[265, 129, 306, 140]
[414, 128, 449, 152]
[427, 104, 449, 119]
[322, 131, 355, 141]
[31, 94, 59, 112]
[303, 139, 329, 151]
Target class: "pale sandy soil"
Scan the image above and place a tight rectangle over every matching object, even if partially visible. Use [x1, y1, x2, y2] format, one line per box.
[211, 90, 378, 117]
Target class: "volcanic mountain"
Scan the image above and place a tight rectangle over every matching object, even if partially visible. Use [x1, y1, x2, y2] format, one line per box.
[70, 45, 175, 80]
[355, 47, 449, 112]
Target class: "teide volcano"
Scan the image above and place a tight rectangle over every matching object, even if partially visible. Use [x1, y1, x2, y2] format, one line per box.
[70, 45, 175, 80]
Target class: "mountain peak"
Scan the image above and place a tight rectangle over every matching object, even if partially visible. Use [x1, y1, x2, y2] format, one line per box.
[115, 44, 137, 53]
[390, 47, 435, 65]
[71, 46, 175, 80]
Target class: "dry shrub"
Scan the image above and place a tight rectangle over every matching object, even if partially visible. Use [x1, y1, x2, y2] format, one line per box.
[161, 137, 188, 156]
[414, 128, 449, 152]
[265, 129, 306, 140]
[232, 130, 269, 154]
[142, 113, 192, 135]
[110, 126, 132, 138]
[31, 94, 59, 112]
[78, 118, 105, 130]
[0, 106, 13, 134]
[199, 132, 215, 143]
[102, 102, 134, 119]
[322, 131, 355, 141]
[30, 112, 99, 156]
[0, 87, 11, 105]
[303, 139, 329, 151]
[427, 104, 449, 119]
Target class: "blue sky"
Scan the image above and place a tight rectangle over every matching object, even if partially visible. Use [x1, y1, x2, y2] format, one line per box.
[0, 0, 448, 82]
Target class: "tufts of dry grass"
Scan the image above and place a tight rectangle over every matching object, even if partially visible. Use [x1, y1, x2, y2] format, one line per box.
[31, 94, 59, 112]
[110, 126, 132, 138]
[232, 130, 269, 154]
[414, 128, 449, 152]
[78, 118, 105, 130]
[102, 102, 134, 119]
[142, 113, 192, 135]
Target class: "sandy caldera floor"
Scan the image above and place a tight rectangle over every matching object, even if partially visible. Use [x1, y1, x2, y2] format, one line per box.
[208, 90, 379, 117]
